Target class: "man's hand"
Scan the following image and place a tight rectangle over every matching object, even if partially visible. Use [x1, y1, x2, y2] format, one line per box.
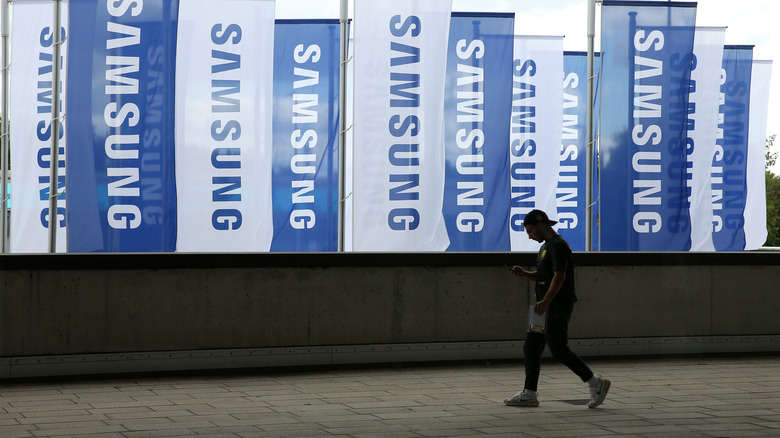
[534, 299, 550, 315]
[534, 271, 565, 315]
[507, 265, 524, 278]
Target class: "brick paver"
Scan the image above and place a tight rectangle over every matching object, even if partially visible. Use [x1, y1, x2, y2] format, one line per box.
[2, 356, 780, 437]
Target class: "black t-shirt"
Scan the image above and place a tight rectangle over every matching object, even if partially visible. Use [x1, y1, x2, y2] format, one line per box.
[535, 234, 577, 312]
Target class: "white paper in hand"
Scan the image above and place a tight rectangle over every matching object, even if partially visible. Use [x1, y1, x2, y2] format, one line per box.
[528, 305, 547, 333]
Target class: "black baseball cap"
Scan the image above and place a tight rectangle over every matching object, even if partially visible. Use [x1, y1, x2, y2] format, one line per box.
[523, 209, 558, 226]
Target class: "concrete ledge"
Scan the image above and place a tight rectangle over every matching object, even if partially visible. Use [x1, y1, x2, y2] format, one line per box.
[4, 252, 780, 373]
[2, 250, 780, 271]
[3, 335, 779, 379]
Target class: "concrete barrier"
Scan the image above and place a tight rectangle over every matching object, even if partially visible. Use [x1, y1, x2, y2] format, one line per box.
[2, 252, 779, 377]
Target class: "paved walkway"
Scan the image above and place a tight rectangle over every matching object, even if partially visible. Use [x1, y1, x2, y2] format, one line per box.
[2, 355, 780, 437]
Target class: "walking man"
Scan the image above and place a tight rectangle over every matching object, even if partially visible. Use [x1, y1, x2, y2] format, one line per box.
[505, 209, 610, 408]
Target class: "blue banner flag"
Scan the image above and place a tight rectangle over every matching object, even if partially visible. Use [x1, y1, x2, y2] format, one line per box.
[443, 13, 513, 251]
[599, 1, 696, 251]
[271, 20, 342, 252]
[559, 52, 602, 251]
[67, 0, 179, 252]
[712, 46, 753, 251]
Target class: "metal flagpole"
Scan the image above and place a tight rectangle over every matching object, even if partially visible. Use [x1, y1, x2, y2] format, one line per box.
[585, 0, 596, 251]
[337, 0, 348, 252]
[47, 0, 62, 253]
[1, 0, 10, 253]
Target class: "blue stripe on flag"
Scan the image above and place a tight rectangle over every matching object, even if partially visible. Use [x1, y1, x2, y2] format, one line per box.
[270, 20, 341, 252]
[712, 46, 753, 251]
[442, 13, 513, 251]
[599, 1, 696, 251]
[67, 0, 179, 252]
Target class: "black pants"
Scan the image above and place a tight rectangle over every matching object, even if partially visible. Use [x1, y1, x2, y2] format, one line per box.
[523, 306, 594, 391]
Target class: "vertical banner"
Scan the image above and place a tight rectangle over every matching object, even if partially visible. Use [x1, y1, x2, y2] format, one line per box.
[687, 27, 725, 251]
[271, 19, 340, 252]
[743, 60, 771, 250]
[442, 13, 513, 251]
[559, 52, 595, 251]
[510, 36, 563, 251]
[175, 0, 275, 252]
[352, 0, 452, 251]
[67, 0, 179, 252]
[599, 1, 696, 251]
[9, 0, 67, 252]
[712, 46, 752, 251]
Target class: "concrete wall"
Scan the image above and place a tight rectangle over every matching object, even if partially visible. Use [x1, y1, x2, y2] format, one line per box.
[3, 252, 780, 362]
[575, 265, 780, 337]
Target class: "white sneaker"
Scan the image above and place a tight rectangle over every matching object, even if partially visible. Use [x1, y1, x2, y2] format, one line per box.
[504, 390, 539, 407]
[588, 375, 610, 408]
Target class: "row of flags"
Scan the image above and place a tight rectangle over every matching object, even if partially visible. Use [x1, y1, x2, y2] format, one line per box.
[5, 0, 773, 253]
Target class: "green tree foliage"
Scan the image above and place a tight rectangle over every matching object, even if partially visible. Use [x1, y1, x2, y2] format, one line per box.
[766, 135, 780, 247]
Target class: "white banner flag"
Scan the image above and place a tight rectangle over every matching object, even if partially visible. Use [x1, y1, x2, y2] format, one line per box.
[10, 0, 68, 253]
[744, 60, 772, 250]
[510, 36, 563, 251]
[688, 27, 726, 251]
[175, 0, 275, 252]
[352, 0, 452, 251]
